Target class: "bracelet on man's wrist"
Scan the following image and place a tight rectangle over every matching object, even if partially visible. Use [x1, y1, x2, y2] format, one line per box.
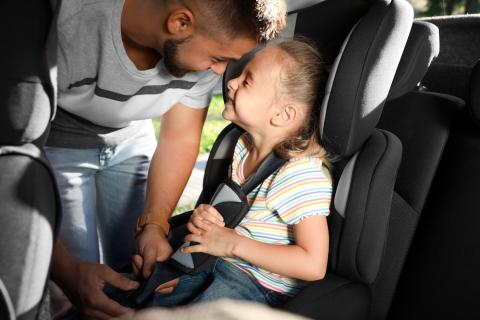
[135, 212, 170, 238]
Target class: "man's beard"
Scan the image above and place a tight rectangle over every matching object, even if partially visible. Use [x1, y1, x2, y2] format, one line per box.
[163, 37, 191, 77]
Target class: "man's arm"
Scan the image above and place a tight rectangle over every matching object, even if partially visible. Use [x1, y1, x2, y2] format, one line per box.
[136, 102, 208, 277]
[50, 241, 138, 319]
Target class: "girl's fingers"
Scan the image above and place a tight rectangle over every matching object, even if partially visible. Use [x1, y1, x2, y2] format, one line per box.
[201, 206, 224, 226]
[207, 206, 224, 223]
[186, 222, 202, 235]
[181, 244, 203, 254]
[184, 233, 201, 243]
[192, 215, 212, 231]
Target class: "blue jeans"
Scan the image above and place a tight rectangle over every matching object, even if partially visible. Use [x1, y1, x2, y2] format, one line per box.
[152, 259, 289, 308]
[45, 123, 156, 271]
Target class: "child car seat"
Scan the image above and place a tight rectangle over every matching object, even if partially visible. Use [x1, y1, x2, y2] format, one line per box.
[275, 1, 411, 319]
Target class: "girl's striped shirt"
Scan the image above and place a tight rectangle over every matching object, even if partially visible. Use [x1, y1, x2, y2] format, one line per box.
[223, 133, 332, 296]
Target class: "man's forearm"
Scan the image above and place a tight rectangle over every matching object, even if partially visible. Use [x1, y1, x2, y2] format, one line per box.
[142, 134, 200, 228]
[140, 103, 207, 236]
[50, 240, 77, 290]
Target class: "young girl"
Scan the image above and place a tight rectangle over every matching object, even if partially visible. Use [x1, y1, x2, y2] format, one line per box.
[115, 38, 332, 308]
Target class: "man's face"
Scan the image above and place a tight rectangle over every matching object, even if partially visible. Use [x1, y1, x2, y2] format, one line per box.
[162, 34, 257, 77]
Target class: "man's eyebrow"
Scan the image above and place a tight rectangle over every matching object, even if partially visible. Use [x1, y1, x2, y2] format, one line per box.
[212, 56, 230, 62]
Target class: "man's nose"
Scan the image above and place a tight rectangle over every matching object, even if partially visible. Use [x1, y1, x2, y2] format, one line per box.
[211, 61, 228, 75]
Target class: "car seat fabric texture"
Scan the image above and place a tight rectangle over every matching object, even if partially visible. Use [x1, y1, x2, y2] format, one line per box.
[0, 1, 59, 319]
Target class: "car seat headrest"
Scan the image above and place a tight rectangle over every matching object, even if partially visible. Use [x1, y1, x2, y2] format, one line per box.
[387, 21, 440, 101]
[0, 79, 53, 146]
[0, 2, 55, 146]
[223, 0, 413, 159]
[469, 60, 480, 126]
[319, 0, 413, 158]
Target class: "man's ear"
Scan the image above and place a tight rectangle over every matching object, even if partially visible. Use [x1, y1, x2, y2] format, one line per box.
[271, 104, 298, 127]
[166, 8, 195, 37]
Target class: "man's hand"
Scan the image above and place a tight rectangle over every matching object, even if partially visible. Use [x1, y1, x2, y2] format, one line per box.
[135, 224, 173, 278]
[131, 249, 179, 294]
[52, 241, 139, 320]
[61, 261, 139, 320]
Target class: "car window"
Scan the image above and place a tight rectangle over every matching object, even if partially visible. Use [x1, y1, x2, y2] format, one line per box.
[286, 0, 324, 12]
[408, 0, 480, 17]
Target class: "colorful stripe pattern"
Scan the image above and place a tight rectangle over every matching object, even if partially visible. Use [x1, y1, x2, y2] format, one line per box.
[224, 134, 332, 296]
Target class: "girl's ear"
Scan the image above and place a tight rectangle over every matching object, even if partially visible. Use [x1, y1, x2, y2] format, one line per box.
[271, 104, 298, 127]
[166, 8, 196, 37]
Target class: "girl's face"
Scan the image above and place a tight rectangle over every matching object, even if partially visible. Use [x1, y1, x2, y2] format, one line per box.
[223, 46, 285, 132]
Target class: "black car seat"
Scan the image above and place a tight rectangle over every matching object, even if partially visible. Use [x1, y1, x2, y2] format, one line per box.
[386, 59, 480, 319]
[221, 1, 412, 319]
[374, 20, 465, 319]
[421, 15, 480, 101]
[0, 1, 60, 320]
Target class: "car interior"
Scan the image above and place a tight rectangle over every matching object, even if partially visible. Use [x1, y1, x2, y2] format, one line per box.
[0, 0, 479, 319]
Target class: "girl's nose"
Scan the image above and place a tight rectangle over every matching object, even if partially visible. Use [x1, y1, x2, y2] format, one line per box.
[227, 77, 238, 92]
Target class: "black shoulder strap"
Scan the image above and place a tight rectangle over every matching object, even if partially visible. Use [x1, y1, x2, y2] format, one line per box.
[199, 123, 287, 203]
[241, 153, 287, 195]
[199, 123, 244, 204]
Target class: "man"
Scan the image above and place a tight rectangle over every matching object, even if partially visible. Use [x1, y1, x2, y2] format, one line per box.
[48, 0, 286, 318]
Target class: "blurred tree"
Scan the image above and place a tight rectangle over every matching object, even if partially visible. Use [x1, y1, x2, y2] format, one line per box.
[465, 0, 480, 12]
[411, 0, 480, 16]
[425, 0, 460, 16]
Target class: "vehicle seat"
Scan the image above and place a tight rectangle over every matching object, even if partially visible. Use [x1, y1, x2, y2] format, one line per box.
[374, 20, 465, 319]
[220, 1, 412, 319]
[386, 59, 480, 319]
[0, 1, 60, 319]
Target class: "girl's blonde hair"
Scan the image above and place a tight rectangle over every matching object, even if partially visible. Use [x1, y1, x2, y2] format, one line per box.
[273, 38, 330, 167]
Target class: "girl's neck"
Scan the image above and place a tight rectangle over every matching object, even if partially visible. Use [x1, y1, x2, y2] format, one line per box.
[242, 133, 281, 180]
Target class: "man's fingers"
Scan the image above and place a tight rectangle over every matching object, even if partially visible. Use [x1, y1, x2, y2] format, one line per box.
[155, 287, 175, 294]
[101, 267, 139, 291]
[83, 307, 112, 320]
[142, 247, 157, 278]
[132, 254, 143, 276]
[87, 292, 134, 319]
[154, 277, 180, 293]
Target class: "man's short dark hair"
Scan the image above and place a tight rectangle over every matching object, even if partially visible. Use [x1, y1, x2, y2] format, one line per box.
[186, 0, 287, 42]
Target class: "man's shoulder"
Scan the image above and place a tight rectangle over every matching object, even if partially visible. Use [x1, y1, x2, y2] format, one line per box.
[57, 0, 114, 25]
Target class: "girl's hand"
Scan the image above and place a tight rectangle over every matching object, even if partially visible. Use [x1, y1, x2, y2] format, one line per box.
[187, 204, 225, 235]
[182, 225, 239, 258]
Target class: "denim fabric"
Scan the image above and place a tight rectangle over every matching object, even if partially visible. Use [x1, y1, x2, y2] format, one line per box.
[45, 123, 156, 271]
[152, 259, 289, 308]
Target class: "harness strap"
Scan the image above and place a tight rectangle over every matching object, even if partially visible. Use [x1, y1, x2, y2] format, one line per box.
[241, 152, 287, 195]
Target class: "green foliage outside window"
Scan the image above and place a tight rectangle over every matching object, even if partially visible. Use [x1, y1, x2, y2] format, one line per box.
[409, 0, 480, 17]
[152, 94, 229, 154]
